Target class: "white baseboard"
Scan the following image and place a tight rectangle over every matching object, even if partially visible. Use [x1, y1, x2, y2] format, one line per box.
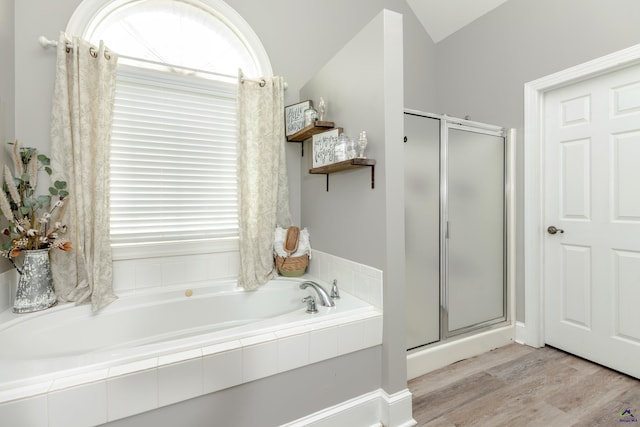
[407, 324, 515, 380]
[514, 320, 544, 348]
[379, 389, 416, 427]
[281, 388, 416, 427]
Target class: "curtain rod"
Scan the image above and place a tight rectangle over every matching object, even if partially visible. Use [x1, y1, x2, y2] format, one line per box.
[38, 36, 285, 88]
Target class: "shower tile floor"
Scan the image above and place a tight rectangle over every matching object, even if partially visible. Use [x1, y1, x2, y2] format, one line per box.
[409, 343, 640, 426]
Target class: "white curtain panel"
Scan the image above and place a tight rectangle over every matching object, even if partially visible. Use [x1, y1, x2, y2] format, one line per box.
[50, 32, 118, 311]
[237, 76, 292, 290]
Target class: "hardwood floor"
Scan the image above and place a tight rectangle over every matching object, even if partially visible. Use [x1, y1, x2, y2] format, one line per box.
[409, 344, 640, 426]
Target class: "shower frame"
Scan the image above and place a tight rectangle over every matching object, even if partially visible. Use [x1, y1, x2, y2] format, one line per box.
[404, 109, 516, 352]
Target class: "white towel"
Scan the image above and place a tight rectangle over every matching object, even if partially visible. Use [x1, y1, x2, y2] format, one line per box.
[274, 226, 311, 258]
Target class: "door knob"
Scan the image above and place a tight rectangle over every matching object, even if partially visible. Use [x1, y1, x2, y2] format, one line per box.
[547, 226, 564, 235]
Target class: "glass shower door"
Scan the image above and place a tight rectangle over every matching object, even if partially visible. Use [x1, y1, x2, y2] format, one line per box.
[443, 126, 506, 336]
[405, 114, 440, 349]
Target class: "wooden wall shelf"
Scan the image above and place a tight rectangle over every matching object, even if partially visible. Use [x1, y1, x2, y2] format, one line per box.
[287, 121, 335, 142]
[286, 121, 335, 158]
[309, 158, 376, 191]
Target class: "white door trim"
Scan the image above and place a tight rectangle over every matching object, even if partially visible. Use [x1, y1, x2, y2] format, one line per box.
[522, 43, 640, 347]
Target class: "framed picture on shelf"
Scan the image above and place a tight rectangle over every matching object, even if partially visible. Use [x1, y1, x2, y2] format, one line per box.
[285, 100, 312, 136]
[312, 128, 342, 168]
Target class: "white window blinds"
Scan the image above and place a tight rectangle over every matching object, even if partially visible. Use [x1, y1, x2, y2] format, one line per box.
[109, 66, 238, 249]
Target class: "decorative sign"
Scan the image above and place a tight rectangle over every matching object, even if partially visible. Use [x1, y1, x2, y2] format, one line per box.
[285, 100, 312, 136]
[312, 128, 342, 168]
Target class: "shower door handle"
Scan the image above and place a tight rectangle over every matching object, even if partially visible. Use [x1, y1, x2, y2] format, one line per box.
[547, 226, 564, 235]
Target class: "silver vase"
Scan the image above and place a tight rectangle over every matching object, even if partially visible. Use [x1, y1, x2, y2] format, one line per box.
[13, 249, 57, 313]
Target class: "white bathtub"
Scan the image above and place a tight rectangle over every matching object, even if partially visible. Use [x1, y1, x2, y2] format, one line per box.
[0, 277, 383, 426]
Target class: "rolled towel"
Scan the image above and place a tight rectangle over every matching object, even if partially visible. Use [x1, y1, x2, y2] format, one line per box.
[274, 226, 311, 258]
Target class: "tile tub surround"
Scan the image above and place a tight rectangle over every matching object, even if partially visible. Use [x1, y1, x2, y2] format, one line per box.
[111, 249, 383, 310]
[111, 250, 241, 294]
[0, 278, 382, 426]
[307, 249, 383, 309]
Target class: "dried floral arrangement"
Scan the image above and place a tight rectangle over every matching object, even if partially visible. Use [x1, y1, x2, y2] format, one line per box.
[0, 141, 72, 267]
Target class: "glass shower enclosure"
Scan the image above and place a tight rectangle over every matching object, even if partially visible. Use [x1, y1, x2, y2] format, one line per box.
[405, 111, 509, 350]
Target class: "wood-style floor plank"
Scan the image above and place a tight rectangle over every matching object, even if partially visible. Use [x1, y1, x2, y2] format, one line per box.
[409, 344, 640, 427]
[409, 343, 536, 396]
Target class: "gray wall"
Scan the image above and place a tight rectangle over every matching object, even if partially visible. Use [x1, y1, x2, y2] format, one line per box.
[14, 0, 78, 155]
[300, 10, 407, 394]
[1, 0, 14, 142]
[435, 0, 640, 321]
[223, 0, 434, 113]
[0, 0, 14, 276]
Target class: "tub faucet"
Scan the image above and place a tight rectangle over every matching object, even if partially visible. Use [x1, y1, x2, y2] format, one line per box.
[302, 296, 318, 313]
[299, 281, 335, 307]
[330, 279, 340, 299]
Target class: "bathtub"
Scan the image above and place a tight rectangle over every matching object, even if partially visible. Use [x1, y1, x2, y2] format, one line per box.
[0, 277, 383, 426]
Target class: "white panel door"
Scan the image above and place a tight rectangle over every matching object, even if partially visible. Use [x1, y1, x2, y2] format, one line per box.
[544, 63, 640, 378]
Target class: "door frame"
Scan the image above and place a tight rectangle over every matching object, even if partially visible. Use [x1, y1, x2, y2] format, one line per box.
[521, 43, 640, 347]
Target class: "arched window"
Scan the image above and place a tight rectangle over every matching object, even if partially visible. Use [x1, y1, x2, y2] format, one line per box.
[68, 0, 271, 258]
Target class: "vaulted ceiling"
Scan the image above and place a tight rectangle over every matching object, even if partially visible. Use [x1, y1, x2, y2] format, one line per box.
[406, 0, 510, 43]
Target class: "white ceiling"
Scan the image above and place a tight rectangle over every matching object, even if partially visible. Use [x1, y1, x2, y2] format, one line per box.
[406, 0, 510, 43]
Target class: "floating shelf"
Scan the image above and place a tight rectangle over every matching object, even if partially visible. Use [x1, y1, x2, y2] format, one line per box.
[287, 122, 335, 156]
[309, 158, 376, 191]
[287, 121, 335, 142]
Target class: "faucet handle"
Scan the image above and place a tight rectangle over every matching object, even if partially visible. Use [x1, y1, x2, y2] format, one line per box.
[302, 296, 317, 313]
[330, 279, 340, 299]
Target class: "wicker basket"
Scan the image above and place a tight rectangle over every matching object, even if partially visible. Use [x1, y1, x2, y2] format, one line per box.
[275, 226, 309, 277]
[275, 253, 309, 277]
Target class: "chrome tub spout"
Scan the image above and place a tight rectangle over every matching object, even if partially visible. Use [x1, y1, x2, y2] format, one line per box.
[299, 281, 335, 307]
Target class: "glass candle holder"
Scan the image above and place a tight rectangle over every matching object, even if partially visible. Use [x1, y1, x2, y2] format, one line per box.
[304, 107, 318, 126]
[346, 137, 357, 159]
[334, 134, 347, 162]
[357, 131, 368, 158]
